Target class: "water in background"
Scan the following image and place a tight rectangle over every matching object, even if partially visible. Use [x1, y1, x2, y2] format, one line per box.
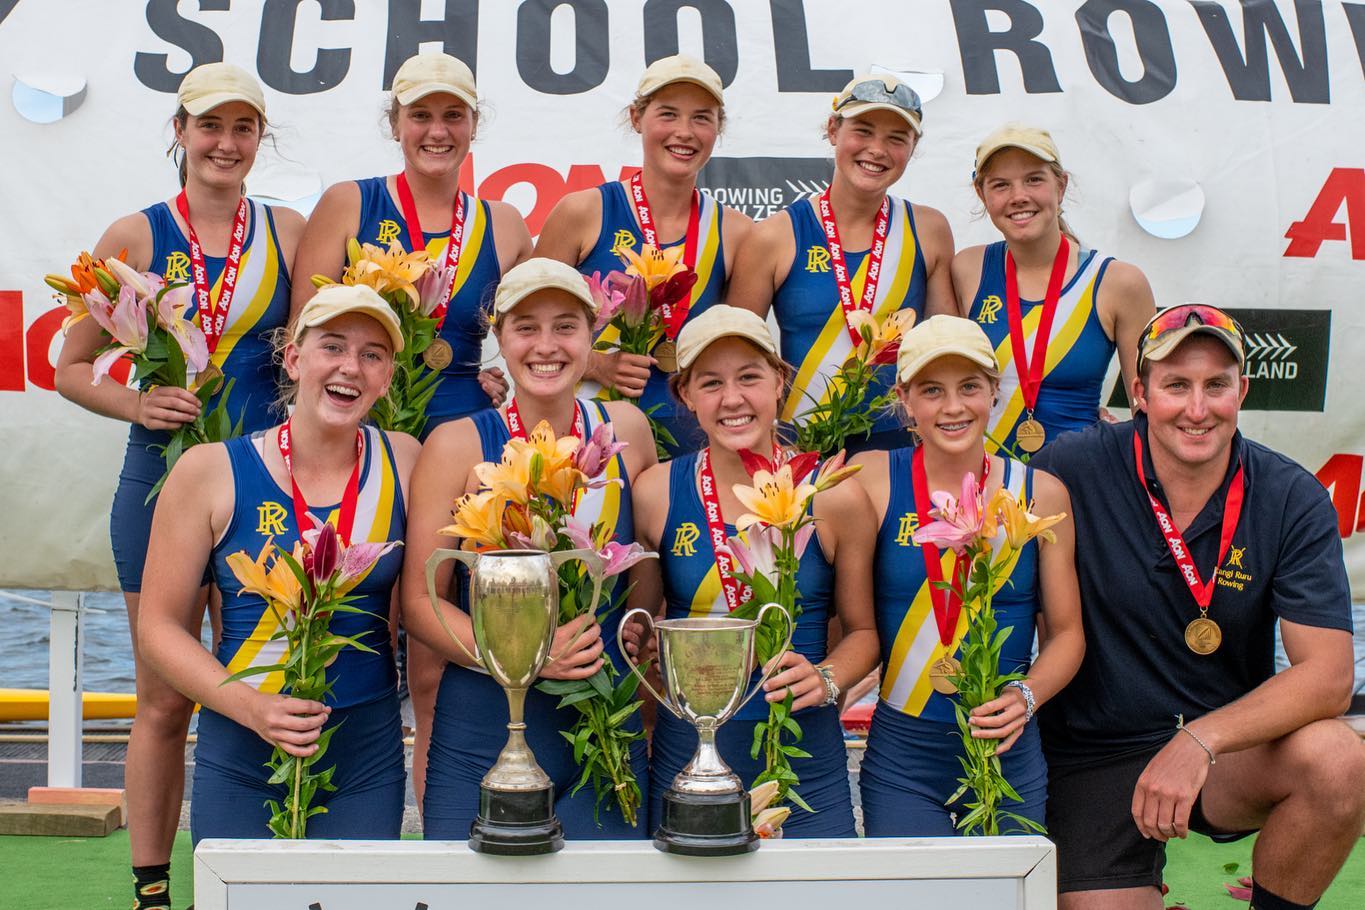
[2, 589, 1365, 696]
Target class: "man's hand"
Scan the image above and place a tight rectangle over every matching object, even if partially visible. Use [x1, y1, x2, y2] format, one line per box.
[1131, 729, 1213, 841]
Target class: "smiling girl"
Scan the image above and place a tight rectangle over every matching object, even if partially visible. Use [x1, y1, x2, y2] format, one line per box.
[729, 74, 956, 455]
[400, 258, 656, 839]
[53, 62, 301, 910]
[536, 55, 753, 457]
[628, 304, 878, 837]
[850, 315, 1083, 836]
[952, 124, 1154, 457]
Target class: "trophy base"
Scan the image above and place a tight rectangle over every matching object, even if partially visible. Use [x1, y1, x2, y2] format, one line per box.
[653, 788, 758, 856]
[469, 785, 564, 856]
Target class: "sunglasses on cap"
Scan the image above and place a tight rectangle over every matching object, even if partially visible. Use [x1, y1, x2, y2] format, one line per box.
[833, 79, 923, 120]
[1137, 304, 1246, 367]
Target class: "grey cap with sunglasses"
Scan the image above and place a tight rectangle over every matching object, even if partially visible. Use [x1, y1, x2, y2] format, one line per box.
[832, 75, 923, 135]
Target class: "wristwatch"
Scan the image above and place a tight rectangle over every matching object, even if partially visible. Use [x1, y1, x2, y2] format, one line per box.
[815, 664, 841, 707]
[1004, 680, 1035, 721]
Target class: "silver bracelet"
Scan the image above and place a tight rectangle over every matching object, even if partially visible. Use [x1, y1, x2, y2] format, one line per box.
[1004, 680, 1035, 721]
[1175, 714, 1216, 765]
[815, 664, 840, 707]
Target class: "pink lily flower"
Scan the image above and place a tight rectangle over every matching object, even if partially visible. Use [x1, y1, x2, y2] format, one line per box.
[598, 540, 654, 577]
[588, 272, 625, 332]
[304, 523, 340, 583]
[560, 514, 598, 551]
[508, 514, 557, 551]
[104, 256, 165, 301]
[574, 421, 629, 480]
[415, 263, 457, 317]
[82, 289, 116, 336]
[335, 539, 402, 594]
[725, 527, 777, 585]
[911, 471, 986, 554]
[91, 286, 149, 385]
[156, 283, 210, 374]
[607, 271, 650, 328]
[792, 522, 816, 560]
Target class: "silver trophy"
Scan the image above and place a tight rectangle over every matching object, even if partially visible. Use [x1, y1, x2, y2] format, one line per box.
[426, 547, 603, 855]
[618, 603, 794, 855]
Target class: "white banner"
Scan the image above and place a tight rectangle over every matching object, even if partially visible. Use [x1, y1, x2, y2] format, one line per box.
[3, 0, 1363, 591]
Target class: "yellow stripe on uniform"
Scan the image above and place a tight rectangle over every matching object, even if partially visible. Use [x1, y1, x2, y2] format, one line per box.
[434, 192, 487, 301]
[687, 564, 727, 618]
[781, 200, 918, 422]
[204, 201, 279, 369]
[985, 257, 1103, 455]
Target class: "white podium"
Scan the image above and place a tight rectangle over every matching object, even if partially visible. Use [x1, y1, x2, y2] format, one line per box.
[194, 837, 1056, 909]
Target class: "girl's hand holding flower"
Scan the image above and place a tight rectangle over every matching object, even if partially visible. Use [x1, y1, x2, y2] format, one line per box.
[541, 613, 605, 681]
[136, 385, 202, 430]
[967, 685, 1032, 753]
[246, 693, 331, 758]
[762, 650, 827, 712]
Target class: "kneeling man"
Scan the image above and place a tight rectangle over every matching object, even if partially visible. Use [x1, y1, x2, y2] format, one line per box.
[1031, 304, 1363, 909]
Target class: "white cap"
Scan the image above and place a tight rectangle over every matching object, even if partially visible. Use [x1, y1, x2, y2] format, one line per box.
[391, 53, 478, 109]
[832, 74, 922, 135]
[177, 63, 266, 117]
[294, 285, 404, 353]
[974, 124, 1061, 177]
[636, 54, 724, 104]
[675, 305, 778, 371]
[493, 258, 598, 317]
[896, 315, 999, 385]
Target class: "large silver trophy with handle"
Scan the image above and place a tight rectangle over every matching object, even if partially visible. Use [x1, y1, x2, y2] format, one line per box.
[618, 603, 794, 855]
[426, 547, 603, 855]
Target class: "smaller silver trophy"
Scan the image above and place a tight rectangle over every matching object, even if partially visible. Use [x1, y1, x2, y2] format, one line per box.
[426, 547, 602, 855]
[618, 603, 793, 855]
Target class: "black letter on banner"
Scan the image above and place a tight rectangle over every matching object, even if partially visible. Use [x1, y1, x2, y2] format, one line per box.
[258, 0, 354, 94]
[0, 1, 20, 27]
[643, 0, 738, 86]
[1075, 0, 1175, 104]
[517, 0, 609, 94]
[383, 0, 480, 88]
[135, 0, 227, 92]
[1190, 0, 1329, 103]
[770, 0, 852, 91]
[1340, 4, 1365, 80]
[949, 0, 1062, 95]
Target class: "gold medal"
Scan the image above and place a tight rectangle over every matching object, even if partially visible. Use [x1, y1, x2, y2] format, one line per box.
[1015, 418, 1046, 453]
[422, 337, 453, 372]
[1184, 616, 1222, 655]
[929, 655, 962, 695]
[653, 339, 679, 373]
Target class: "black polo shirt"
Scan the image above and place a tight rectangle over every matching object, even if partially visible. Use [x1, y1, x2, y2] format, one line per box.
[1030, 412, 1352, 763]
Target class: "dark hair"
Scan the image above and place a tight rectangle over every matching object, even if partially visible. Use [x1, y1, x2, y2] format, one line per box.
[167, 104, 269, 188]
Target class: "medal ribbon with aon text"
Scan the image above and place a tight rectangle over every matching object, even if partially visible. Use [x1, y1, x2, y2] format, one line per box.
[1004, 236, 1070, 453]
[697, 447, 753, 612]
[817, 187, 890, 348]
[913, 447, 990, 695]
[628, 170, 699, 350]
[277, 420, 364, 546]
[175, 190, 249, 355]
[1132, 431, 1245, 655]
[395, 172, 466, 371]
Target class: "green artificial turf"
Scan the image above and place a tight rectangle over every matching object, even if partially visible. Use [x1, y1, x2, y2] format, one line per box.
[1, 829, 1360, 908]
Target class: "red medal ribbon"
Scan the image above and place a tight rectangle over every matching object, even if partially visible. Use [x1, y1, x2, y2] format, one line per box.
[175, 190, 249, 355]
[505, 398, 585, 442]
[395, 172, 466, 330]
[817, 188, 891, 348]
[1133, 431, 1245, 611]
[1004, 236, 1070, 415]
[697, 447, 751, 611]
[628, 171, 700, 341]
[277, 420, 365, 546]
[911, 447, 991, 648]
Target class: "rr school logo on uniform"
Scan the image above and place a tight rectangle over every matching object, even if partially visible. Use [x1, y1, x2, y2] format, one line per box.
[976, 295, 1003, 324]
[164, 251, 191, 283]
[805, 246, 831, 273]
[257, 501, 288, 535]
[671, 522, 700, 557]
[698, 156, 834, 221]
[894, 512, 919, 546]
[610, 229, 637, 260]
[1216, 545, 1252, 592]
[376, 219, 403, 246]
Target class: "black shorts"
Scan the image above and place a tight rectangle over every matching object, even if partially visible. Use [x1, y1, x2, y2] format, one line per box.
[1047, 744, 1256, 892]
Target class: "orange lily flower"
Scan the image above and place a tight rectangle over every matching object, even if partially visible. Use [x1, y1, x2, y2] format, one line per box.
[985, 487, 1066, 551]
[621, 243, 686, 290]
[439, 490, 508, 550]
[733, 464, 818, 531]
